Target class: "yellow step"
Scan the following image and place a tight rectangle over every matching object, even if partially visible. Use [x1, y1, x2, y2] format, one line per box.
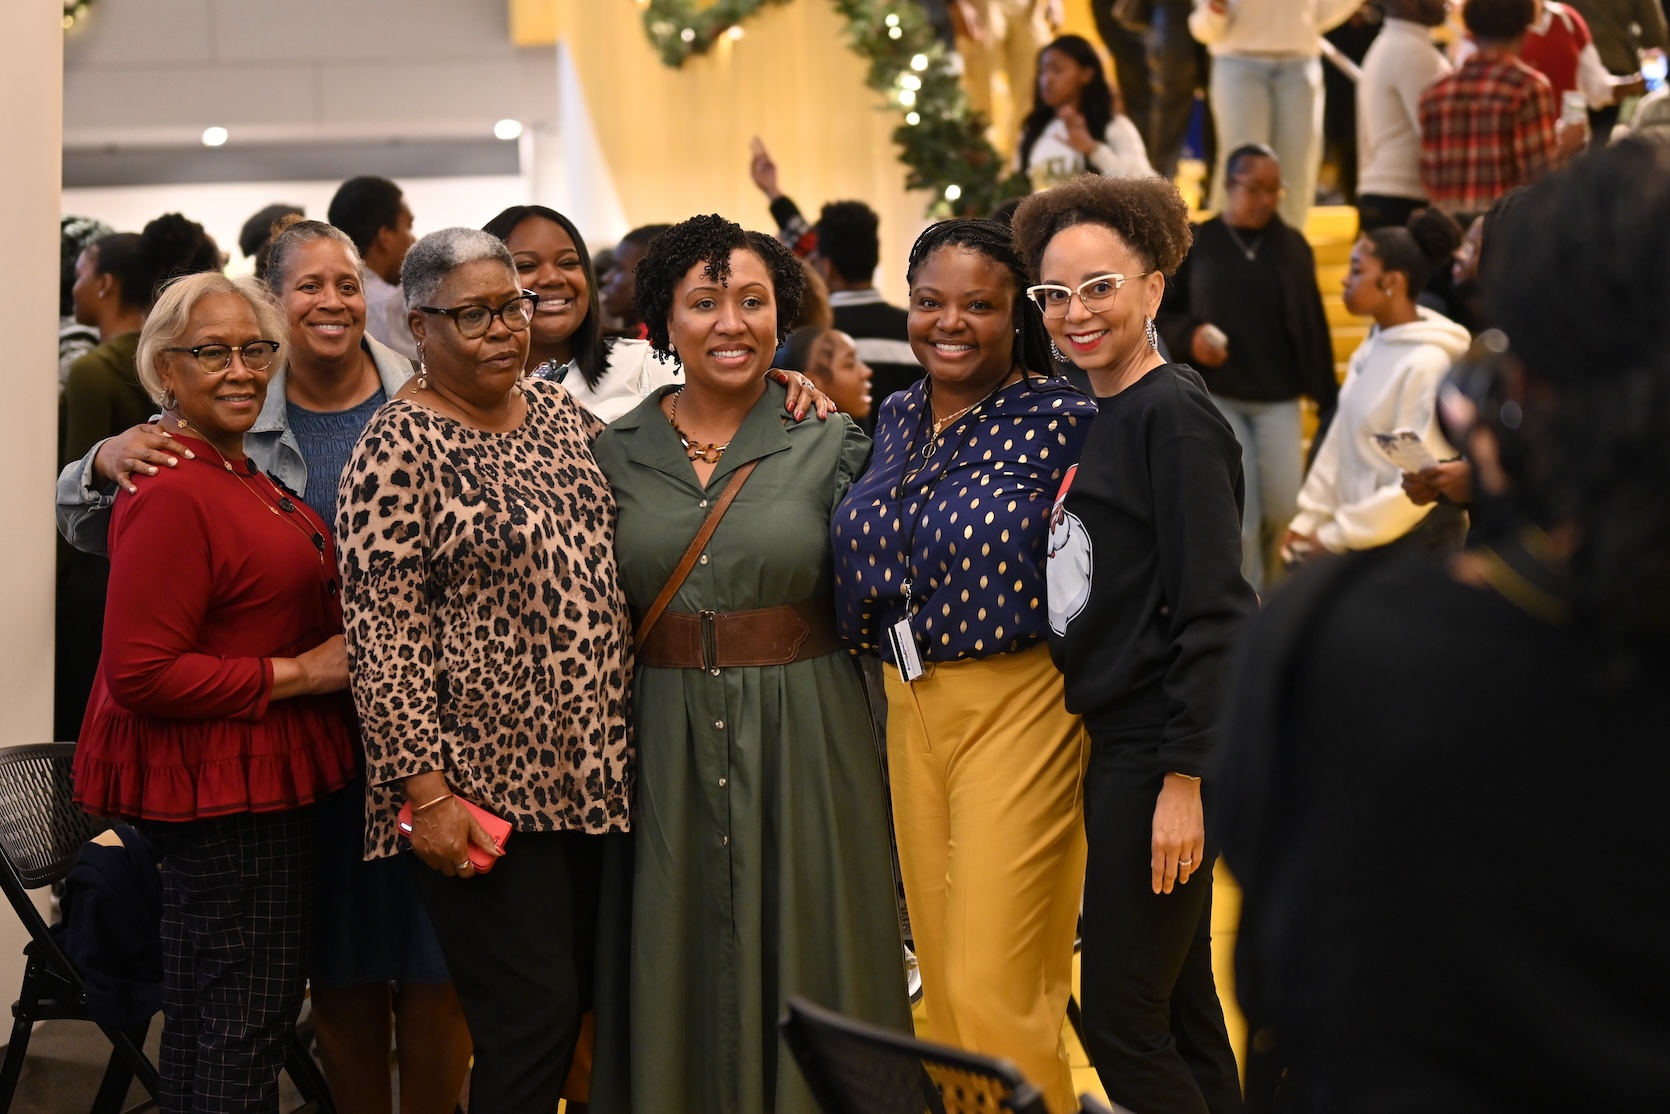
[1325, 295, 1367, 327]
[1333, 325, 1369, 363]
[1304, 204, 1359, 244]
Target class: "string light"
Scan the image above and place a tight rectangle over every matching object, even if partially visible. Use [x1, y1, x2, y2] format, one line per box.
[906, 112, 921, 126]
[911, 54, 929, 71]
[944, 184, 962, 202]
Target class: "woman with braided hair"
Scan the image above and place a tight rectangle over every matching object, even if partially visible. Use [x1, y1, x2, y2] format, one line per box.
[832, 218, 1096, 1114]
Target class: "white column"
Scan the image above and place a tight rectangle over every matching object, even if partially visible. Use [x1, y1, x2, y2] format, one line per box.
[0, 0, 67, 1012]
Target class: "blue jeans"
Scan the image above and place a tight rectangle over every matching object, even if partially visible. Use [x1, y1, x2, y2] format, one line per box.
[1207, 53, 1323, 229]
[1212, 394, 1302, 593]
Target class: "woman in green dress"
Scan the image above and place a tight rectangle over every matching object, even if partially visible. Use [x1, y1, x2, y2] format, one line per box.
[589, 214, 910, 1114]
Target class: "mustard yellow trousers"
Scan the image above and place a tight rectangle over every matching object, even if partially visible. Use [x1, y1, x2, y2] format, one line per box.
[885, 643, 1089, 1114]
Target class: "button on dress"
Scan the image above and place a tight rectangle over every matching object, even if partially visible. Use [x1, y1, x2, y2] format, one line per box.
[589, 381, 910, 1114]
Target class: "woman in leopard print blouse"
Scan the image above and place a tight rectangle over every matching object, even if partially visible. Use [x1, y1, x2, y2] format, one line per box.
[336, 228, 631, 1113]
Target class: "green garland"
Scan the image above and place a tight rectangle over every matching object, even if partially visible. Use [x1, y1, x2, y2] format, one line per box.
[642, 0, 1025, 217]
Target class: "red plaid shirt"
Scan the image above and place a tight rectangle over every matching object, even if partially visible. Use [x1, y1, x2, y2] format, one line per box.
[1419, 55, 1558, 214]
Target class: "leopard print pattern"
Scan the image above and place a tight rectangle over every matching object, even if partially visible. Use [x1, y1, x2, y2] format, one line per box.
[337, 380, 633, 859]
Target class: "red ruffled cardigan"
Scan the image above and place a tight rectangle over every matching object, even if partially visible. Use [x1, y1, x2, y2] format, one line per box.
[74, 436, 357, 821]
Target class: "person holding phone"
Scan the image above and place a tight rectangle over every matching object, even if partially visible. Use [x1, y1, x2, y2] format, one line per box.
[336, 228, 634, 1113]
[1283, 209, 1472, 562]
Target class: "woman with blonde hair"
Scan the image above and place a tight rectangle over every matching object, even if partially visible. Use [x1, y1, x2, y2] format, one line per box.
[74, 271, 358, 1111]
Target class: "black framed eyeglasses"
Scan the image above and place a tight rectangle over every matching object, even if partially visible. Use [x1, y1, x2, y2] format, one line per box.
[1025, 273, 1149, 319]
[164, 341, 281, 374]
[418, 292, 539, 339]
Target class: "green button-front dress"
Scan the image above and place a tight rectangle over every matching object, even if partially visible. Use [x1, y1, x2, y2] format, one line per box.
[589, 381, 911, 1114]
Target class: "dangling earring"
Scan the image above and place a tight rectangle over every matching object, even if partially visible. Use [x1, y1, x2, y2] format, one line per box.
[415, 344, 428, 391]
[161, 387, 177, 410]
[1048, 337, 1068, 364]
[1144, 316, 1160, 353]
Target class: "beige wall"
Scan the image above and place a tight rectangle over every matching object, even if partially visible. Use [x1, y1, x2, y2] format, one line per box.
[552, 0, 935, 302]
[2, 0, 66, 1004]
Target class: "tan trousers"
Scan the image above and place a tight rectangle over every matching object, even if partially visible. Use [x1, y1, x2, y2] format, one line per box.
[956, 0, 1049, 157]
[885, 643, 1089, 1114]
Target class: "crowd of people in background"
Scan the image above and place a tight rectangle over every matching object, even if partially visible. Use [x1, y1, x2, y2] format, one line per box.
[45, 1, 1670, 1112]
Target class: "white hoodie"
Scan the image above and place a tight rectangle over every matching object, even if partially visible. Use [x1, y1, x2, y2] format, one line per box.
[1290, 308, 1471, 552]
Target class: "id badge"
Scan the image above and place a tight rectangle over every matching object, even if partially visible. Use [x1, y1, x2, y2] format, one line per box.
[887, 617, 925, 683]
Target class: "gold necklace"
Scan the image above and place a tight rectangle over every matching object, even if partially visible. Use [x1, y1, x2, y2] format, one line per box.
[174, 417, 326, 565]
[930, 399, 981, 437]
[668, 388, 731, 464]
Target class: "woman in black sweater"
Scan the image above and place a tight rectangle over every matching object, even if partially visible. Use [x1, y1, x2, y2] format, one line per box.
[1156, 144, 1336, 592]
[1013, 176, 1255, 1114]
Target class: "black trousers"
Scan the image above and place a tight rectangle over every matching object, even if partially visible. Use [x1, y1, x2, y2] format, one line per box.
[409, 830, 600, 1114]
[1092, 1, 1155, 151]
[1081, 740, 1243, 1114]
[1355, 194, 1427, 233]
[146, 808, 313, 1114]
[1149, 1, 1215, 183]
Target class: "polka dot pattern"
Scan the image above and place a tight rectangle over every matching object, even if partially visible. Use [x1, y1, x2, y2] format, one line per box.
[833, 376, 1096, 665]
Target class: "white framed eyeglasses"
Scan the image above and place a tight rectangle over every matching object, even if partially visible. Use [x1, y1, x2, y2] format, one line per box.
[1025, 272, 1150, 319]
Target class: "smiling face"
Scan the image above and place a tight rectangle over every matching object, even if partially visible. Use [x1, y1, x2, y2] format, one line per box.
[275, 237, 366, 369]
[505, 215, 590, 352]
[1037, 47, 1094, 111]
[811, 330, 873, 418]
[1036, 222, 1163, 374]
[408, 258, 530, 406]
[158, 292, 271, 445]
[668, 248, 779, 395]
[907, 245, 1019, 401]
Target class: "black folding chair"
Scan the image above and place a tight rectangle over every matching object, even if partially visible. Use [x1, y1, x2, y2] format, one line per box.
[0, 743, 334, 1114]
[0, 743, 157, 1113]
[780, 995, 1051, 1114]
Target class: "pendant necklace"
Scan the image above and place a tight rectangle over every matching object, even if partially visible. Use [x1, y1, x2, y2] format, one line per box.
[1225, 224, 1262, 262]
[174, 416, 326, 564]
[668, 388, 730, 464]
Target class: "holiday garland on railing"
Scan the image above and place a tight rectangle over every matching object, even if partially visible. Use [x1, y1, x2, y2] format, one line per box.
[641, 0, 1025, 217]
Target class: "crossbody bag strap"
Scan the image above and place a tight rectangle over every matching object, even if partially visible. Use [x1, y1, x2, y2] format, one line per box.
[634, 459, 761, 650]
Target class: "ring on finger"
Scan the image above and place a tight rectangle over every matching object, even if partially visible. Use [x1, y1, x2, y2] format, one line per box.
[456, 860, 472, 870]
[1178, 858, 1193, 866]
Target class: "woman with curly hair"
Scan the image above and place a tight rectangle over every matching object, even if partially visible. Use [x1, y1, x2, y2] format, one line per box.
[1013, 176, 1255, 1114]
[831, 217, 1097, 1114]
[588, 214, 908, 1114]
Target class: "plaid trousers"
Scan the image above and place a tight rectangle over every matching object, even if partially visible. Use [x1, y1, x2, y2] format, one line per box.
[147, 808, 313, 1114]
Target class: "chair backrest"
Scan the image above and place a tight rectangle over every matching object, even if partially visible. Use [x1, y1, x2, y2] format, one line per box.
[0, 743, 104, 890]
[780, 996, 1049, 1114]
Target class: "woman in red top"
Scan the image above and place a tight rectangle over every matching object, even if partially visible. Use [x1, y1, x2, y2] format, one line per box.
[73, 271, 356, 1114]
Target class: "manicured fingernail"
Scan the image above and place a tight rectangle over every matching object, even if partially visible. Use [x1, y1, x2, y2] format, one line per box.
[147, 466, 158, 475]
[795, 410, 804, 420]
[183, 450, 195, 458]
[166, 457, 178, 466]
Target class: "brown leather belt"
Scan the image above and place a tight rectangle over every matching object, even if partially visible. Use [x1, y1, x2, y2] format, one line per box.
[635, 594, 839, 670]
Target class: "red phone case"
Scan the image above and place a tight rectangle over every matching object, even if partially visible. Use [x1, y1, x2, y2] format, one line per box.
[397, 795, 512, 873]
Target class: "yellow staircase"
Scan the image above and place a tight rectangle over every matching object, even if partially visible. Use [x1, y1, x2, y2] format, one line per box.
[1305, 204, 1369, 383]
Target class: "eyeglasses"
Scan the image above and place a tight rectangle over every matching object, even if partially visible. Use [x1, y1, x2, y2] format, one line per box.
[418, 292, 539, 339]
[164, 341, 281, 374]
[1229, 178, 1289, 200]
[1025, 273, 1149, 319]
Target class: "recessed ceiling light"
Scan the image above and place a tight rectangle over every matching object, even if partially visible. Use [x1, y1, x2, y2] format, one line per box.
[494, 118, 524, 141]
[201, 126, 228, 147]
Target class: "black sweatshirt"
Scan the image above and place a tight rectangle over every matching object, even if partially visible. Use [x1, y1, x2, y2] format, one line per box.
[1046, 363, 1257, 775]
[1157, 217, 1338, 409]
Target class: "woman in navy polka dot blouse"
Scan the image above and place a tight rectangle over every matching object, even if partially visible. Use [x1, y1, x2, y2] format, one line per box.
[832, 219, 1095, 1113]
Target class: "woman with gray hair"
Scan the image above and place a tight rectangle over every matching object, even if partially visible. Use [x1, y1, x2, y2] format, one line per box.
[336, 227, 633, 1112]
[55, 217, 473, 1111]
[72, 270, 358, 1111]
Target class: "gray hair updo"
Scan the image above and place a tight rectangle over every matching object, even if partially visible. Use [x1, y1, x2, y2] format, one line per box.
[400, 227, 516, 310]
[263, 217, 362, 292]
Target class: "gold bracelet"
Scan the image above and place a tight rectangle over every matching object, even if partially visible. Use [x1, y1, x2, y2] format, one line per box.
[410, 791, 455, 815]
[1169, 772, 1202, 782]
